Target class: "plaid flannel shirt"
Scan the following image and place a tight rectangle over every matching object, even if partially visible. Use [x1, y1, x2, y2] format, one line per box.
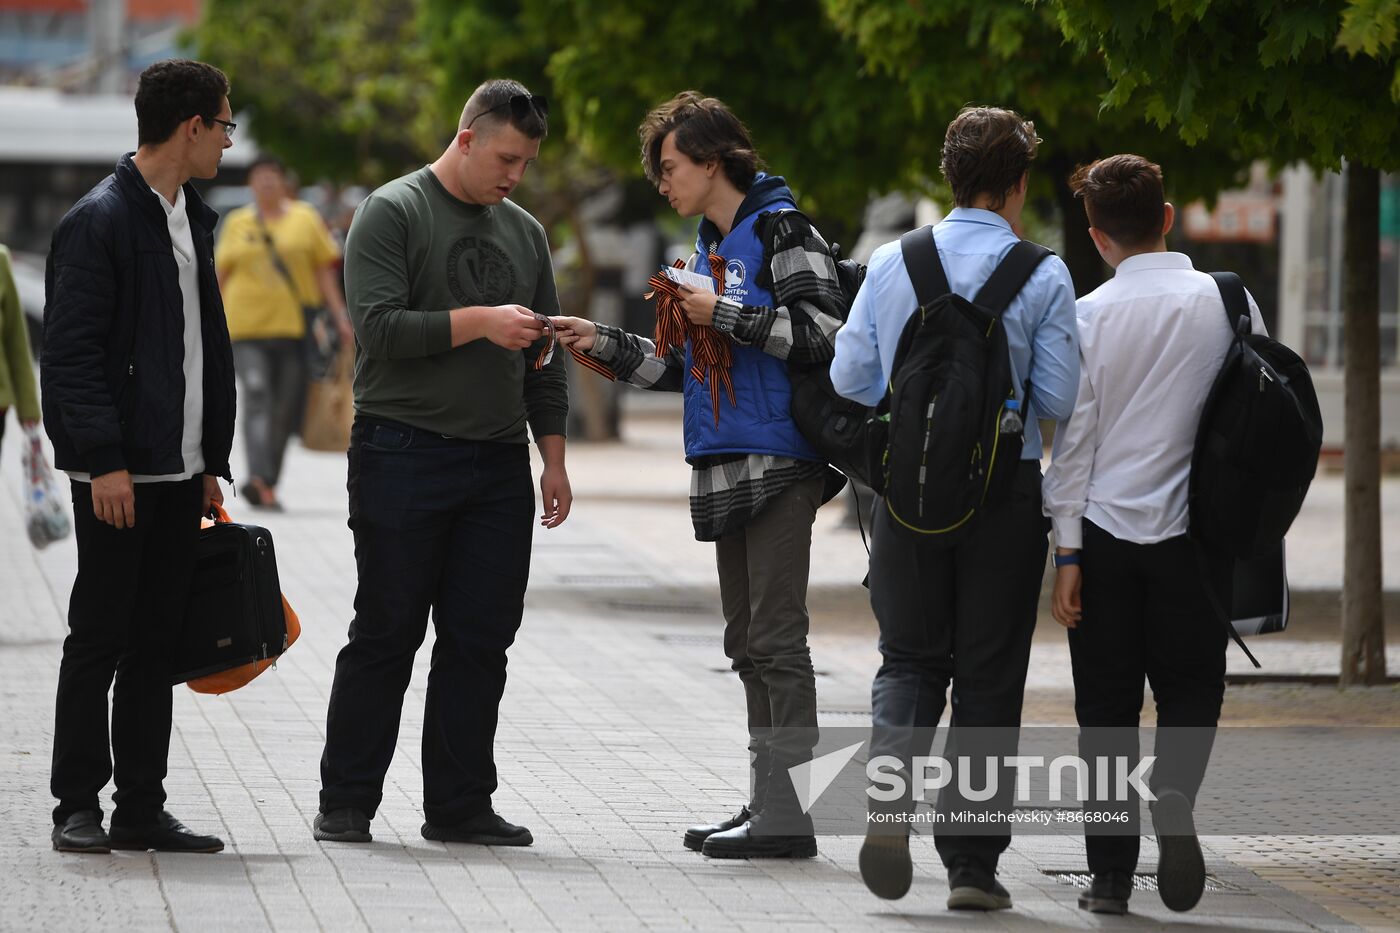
[585, 211, 848, 540]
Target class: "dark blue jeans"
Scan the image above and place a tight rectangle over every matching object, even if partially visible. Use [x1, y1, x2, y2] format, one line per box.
[867, 461, 1049, 873]
[319, 418, 535, 826]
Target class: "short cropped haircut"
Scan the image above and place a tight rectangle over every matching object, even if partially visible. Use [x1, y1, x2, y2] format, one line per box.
[458, 79, 548, 139]
[135, 59, 230, 147]
[1069, 154, 1167, 248]
[638, 91, 764, 192]
[939, 106, 1040, 210]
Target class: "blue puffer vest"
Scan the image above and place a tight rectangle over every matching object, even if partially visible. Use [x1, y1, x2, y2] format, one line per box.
[682, 179, 819, 463]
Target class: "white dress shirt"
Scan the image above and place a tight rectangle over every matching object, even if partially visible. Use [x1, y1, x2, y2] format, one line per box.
[1042, 251, 1265, 549]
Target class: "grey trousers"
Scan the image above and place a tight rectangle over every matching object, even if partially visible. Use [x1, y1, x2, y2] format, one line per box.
[232, 338, 305, 487]
[715, 474, 823, 771]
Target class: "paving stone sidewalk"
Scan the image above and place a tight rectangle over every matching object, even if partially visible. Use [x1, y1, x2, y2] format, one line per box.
[1, 402, 1396, 932]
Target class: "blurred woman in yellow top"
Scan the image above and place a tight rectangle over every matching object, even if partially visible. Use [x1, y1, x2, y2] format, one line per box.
[0, 243, 40, 453]
[216, 156, 350, 510]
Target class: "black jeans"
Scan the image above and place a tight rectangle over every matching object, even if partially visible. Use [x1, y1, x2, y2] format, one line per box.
[51, 476, 203, 827]
[232, 338, 305, 488]
[867, 460, 1049, 873]
[1070, 520, 1228, 875]
[319, 418, 535, 826]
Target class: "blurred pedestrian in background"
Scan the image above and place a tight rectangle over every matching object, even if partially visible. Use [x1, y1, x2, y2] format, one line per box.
[216, 155, 350, 510]
[0, 242, 40, 452]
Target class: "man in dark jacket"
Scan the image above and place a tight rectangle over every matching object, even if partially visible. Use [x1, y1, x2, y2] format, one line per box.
[42, 59, 237, 854]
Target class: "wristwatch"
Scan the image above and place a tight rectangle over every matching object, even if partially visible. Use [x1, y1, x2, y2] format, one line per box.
[1052, 551, 1081, 568]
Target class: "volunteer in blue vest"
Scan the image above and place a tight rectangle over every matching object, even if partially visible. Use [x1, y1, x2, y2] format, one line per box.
[553, 90, 847, 859]
[830, 106, 1079, 910]
[1042, 154, 1265, 916]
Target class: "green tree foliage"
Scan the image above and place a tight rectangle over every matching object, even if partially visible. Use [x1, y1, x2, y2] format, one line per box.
[821, 0, 1256, 292]
[1049, 0, 1400, 171]
[194, 0, 444, 185]
[422, 0, 923, 238]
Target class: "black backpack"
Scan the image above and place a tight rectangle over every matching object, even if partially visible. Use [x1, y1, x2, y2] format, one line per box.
[755, 209, 882, 489]
[1189, 273, 1323, 560]
[882, 226, 1052, 543]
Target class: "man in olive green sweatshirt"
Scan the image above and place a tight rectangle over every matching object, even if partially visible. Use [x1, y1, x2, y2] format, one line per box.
[315, 79, 570, 847]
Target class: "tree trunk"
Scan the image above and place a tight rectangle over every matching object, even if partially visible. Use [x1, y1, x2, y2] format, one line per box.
[1044, 155, 1107, 297]
[562, 201, 620, 442]
[1340, 162, 1386, 685]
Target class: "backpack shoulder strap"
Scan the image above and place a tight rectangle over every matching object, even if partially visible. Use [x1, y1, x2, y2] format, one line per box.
[899, 225, 949, 307]
[973, 240, 1054, 314]
[1210, 271, 1252, 336]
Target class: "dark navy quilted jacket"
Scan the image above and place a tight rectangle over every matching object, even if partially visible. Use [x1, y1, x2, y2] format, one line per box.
[41, 154, 236, 481]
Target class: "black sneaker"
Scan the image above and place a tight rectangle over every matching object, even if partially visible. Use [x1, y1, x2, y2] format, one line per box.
[946, 856, 1012, 911]
[683, 807, 750, 852]
[52, 811, 110, 854]
[1078, 871, 1132, 915]
[109, 811, 223, 853]
[314, 808, 373, 843]
[421, 810, 533, 846]
[1153, 789, 1205, 912]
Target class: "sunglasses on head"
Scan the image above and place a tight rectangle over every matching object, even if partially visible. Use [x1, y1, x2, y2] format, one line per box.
[466, 94, 549, 131]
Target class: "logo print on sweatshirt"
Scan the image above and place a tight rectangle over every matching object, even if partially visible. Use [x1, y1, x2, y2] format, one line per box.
[447, 237, 518, 306]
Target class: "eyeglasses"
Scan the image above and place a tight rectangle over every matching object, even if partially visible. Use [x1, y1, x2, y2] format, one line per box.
[465, 94, 549, 132]
[209, 117, 236, 139]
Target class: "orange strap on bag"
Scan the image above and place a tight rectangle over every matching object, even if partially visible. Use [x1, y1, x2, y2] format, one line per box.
[186, 503, 301, 695]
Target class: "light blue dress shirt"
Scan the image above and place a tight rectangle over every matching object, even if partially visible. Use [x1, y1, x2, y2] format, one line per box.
[830, 207, 1080, 457]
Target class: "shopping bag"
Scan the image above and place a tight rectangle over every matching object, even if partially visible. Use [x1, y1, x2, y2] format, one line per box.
[21, 423, 70, 549]
[301, 346, 354, 453]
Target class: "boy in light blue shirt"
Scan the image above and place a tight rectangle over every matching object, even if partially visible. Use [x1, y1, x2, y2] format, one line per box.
[830, 106, 1078, 912]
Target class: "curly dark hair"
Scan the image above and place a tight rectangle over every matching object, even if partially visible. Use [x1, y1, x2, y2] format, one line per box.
[1069, 154, 1166, 248]
[638, 91, 764, 192]
[135, 59, 230, 146]
[939, 106, 1040, 210]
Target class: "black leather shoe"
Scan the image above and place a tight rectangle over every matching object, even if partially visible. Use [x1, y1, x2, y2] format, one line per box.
[683, 807, 750, 852]
[314, 808, 372, 843]
[421, 810, 533, 846]
[946, 856, 1012, 911]
[109, 811, 223, 853]
[1078, 871, 1133, 914]
[1153, 789, 1205, 912]
[700, 814, 817, 859]
[52, 811, 110, 853]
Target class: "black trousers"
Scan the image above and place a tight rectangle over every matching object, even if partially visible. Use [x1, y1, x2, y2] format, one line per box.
[1069, 520, 1228, 875]
[319, 418, 535, 826]
[868, 461, 1049, 873]
[51, 476, 203, 827]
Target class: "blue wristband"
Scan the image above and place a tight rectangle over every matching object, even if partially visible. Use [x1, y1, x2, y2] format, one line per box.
[1052, 552, 1081, 568]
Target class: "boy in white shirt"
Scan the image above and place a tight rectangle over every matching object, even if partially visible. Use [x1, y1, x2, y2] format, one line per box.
[1042, 154, 1265, 917]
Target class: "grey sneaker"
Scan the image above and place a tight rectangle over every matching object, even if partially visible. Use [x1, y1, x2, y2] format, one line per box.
[946, 856, 1012, 911]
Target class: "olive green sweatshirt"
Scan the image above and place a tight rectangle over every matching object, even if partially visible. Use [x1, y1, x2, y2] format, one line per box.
[344, 166, 567, 442]
[0, 245, 40, 422]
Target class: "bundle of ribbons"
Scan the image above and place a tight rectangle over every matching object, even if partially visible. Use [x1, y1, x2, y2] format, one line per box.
[566, 251, 737, 426]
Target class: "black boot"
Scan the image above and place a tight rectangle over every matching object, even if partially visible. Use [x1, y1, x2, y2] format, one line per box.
[682, 745, 770, 852]
[701, 756, 816, 859]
